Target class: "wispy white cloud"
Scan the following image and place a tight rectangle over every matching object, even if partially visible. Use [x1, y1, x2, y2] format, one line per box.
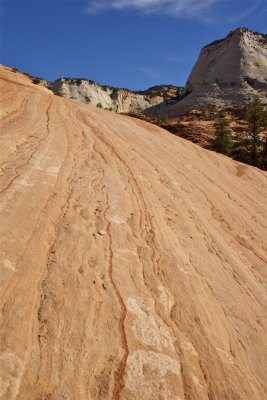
[85, 0, 265, 25]
[163, 54, 185, 64]
[135, 66, 160, 78]
[228, 0, 263, 23]
[85, 0, 220, 17]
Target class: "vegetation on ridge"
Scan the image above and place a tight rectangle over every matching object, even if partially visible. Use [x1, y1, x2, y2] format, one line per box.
[203, 38, 225, 49]
[232, 97, 267, 169]
[208, 112, 232, 155]
[206, 97, 267, 169]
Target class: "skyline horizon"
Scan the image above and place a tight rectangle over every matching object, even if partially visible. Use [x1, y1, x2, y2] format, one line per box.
[1, 0, 266, 90]
[3, 26, 265, 92]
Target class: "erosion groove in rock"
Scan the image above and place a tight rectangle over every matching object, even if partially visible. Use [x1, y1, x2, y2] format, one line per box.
[0, 66, 267, 400]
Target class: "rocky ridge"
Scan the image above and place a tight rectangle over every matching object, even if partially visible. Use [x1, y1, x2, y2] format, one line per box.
[146, 28, 267, 117]
[52, 78, 182, 113]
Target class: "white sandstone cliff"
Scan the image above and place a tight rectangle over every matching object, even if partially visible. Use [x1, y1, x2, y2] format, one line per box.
[52, 78, 181, 113]
[146, 28, 267, 117]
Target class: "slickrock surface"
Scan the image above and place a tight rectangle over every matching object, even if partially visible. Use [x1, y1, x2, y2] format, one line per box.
[52, 78, 181, 113]
[147, 28, 267, 117]
[1, 65, 267, 400]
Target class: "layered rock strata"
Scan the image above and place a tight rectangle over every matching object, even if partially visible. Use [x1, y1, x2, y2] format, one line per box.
[0, 65, 267, 400]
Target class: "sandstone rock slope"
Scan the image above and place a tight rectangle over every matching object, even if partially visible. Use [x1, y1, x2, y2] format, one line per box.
[147, 28, 267, 117]
[52, 78, 181, 113]
[0, 65, 267, 400]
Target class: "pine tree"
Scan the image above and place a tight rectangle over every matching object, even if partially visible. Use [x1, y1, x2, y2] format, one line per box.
[233, 97, 267, 168]
[245, 97, 267, 164]
[261, 135, 267, 170]
[210, 112, 232, 155]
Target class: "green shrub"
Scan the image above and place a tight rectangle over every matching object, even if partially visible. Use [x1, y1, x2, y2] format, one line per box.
[208, 112, 232, 155]
[32, 77, 41, 84]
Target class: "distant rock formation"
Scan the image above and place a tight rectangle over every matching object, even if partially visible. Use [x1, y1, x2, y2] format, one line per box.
[146, 28, 267, 117]
[51, 78, 182, 113]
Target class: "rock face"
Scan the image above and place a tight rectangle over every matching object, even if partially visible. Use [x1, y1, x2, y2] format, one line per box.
[1, 65, 267, 400]
[146, 28, 267, 117]
[52, 78, 181, 113]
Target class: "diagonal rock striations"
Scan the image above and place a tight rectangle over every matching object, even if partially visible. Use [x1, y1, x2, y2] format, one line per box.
[0, 65, 267, 400]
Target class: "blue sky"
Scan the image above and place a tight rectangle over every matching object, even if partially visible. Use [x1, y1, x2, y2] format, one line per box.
[0, 0, 266, 90]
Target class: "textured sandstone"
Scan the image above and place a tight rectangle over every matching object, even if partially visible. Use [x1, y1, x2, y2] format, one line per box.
[0, 66, 267, 400]
[147, 28, 267, 117]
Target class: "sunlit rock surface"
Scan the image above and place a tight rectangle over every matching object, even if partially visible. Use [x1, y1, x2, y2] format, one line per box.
[146, 28, 267, 117]
[0, 65, 267, 400]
